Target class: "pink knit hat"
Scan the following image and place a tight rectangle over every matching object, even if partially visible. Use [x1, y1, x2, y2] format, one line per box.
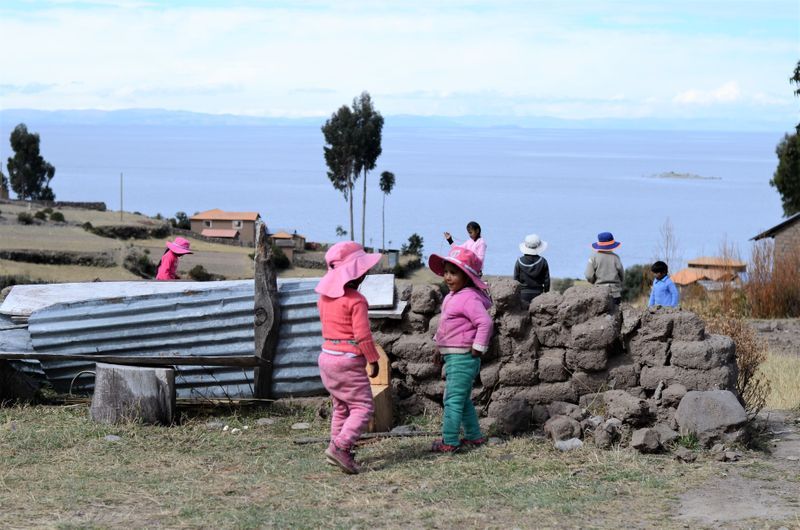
[428, 246, 488, 290]
[314, 241, 382, 298]
[166, 237, 193, 255]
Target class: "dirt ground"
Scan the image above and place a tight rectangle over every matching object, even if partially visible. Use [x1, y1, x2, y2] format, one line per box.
[676, 409, 800, 528]
[750, 319, 800, 357]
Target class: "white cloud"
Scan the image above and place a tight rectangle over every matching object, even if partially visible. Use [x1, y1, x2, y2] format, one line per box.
[673, 82, 742, 105]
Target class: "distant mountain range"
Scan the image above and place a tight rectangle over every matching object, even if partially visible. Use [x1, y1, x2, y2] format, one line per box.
[0, 108, 790, 133]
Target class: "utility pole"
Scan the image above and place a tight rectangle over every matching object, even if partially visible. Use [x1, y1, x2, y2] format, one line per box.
[120, 172, 123, 222]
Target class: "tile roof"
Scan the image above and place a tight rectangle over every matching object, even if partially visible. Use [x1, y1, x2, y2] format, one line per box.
[270, 231, 294, 239]
[191, 208, 260, 221]
[671, 267, 738, 286]
[687, 257, 746, 269]
[201, 229, 240, 239]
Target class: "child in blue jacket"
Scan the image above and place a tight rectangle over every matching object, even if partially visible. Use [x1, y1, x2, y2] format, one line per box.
[649, 261, 679, 307]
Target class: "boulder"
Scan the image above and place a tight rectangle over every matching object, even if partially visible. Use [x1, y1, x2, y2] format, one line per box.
[554, 438, 583, 451]
[544, 415, 582, 441]
[565, 348, 608, 372]
[529, 291, 563, 319]
[621, 306, 642, 338]
[479, 362, 501, 389]
[675, 390, 747, 446]
[531, 404, 550, 426]
[489, 278, 522, 313]
[670, 335, 735, 370]
[631, 428, 661, 453]
[570, 314, 620, 350]
[628, 337, 669, 367]
[637, 309, 674, 341]
[594, 425, 614, 449]
[538, 348, 569, 382]
[640, 365, 737, 392]
[557, 286, 614, 327]
[661, 383, 687, 407]
[547, 401, 584, 421]
[601, 390, 651, 426]
[498, 360, 537, 386]
[488, 398, 532, 434]
[392, 334, 436, 362]
[409, 284, 441, 315]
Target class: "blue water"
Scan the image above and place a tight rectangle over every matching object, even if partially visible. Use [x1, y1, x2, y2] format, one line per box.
[9, 123, 786, 277]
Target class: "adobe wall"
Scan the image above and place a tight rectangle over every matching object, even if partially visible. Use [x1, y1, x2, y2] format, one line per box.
[372, 279, 738, 434]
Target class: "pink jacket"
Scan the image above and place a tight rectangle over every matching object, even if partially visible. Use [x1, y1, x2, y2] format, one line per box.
[317, 288, 381, 363]
[434, 287, 494, 352]
[455, 237, 486, 264]
[156, 250, 179, 280]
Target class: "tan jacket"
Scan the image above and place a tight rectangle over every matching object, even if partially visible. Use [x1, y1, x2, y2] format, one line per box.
[585, 251, 624, 298]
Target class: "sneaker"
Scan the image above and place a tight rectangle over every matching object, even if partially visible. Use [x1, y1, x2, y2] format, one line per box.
[430, 439, 460, 453]
[460, 437, 487, 448]
[325, 442, 359, 474]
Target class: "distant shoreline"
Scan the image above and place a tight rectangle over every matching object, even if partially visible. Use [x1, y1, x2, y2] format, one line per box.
[646, 171, 721, 181]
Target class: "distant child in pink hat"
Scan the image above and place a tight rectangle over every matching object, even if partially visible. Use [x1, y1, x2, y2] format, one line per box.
[314, 241, 383, 474]
[156, 237, 193, 280]
[428, 246, 494, 453]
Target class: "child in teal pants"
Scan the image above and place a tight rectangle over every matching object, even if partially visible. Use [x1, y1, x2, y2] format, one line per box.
[428, 246, 494, 452]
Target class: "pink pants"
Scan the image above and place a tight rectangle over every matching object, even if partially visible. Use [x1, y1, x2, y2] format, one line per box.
[318, 352, 374, 450]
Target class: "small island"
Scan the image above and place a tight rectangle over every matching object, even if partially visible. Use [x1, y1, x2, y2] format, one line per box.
[648, 171, 722, 181]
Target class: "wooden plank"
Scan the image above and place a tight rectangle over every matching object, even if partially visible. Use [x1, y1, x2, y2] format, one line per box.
[0, 351, 262, 367]
[366, 344, 391, 386]
[367, 385, 393, 433]
[253, 220, 281, 398]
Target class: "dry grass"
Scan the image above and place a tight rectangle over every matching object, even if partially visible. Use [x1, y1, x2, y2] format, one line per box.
[0, 224, 125, 252]
[745, 239, 800, 318]
[0, 259, 140, 282]
[760, 352, 800, 410]
[0, 404, 716, 529]
[0, 201, 155, 226]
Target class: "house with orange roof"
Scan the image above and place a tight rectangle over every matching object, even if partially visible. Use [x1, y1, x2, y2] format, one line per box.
[672, 256, 746, 291]
[269, 230, 307, 262]
[190, 209, 262, 245]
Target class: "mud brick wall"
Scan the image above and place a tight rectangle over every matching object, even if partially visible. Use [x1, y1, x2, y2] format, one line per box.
[371, 279, 738, 434]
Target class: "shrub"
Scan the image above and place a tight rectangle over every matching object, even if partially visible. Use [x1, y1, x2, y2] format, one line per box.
[17, 212, 34, 225]
[49, 211, 65, 223]
[0, 274, 46, 292]
[82, 221, 94, 232]
[271, 245, 291, 270]
[706, 313, 770, 416]
[42, 207, 53, 214]
[551, 278, 575, 294]
[34, 210, 47, 221]
[123, 249, 156, 279]
[745, 239, 800, 318]
[621, 264, 652, 302]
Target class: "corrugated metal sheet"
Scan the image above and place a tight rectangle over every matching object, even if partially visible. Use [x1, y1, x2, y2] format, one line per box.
[24, 279, 325, 399]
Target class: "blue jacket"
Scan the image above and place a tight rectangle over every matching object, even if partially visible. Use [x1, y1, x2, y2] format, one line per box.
[649, 276, 679, 307]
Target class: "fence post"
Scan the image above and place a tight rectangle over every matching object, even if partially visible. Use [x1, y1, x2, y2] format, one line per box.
[253, 221, 281, 398]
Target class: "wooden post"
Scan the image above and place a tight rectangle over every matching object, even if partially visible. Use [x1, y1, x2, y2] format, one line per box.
[90, 362, 175, 425]
[253, 220, 281, 398]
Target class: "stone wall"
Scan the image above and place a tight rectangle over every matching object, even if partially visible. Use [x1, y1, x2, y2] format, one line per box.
[371, 279, 738, 435]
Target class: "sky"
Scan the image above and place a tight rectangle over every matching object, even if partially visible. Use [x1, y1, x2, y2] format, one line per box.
[0, 0, 798, 128]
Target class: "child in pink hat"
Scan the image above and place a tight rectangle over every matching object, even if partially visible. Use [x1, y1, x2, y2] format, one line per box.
[428, 246, 494, 452]
[156, 237, 193, 280]
[314, 241, 383, 474]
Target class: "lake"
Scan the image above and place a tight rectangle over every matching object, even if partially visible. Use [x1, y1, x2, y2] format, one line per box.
[5, 122, 787, 277]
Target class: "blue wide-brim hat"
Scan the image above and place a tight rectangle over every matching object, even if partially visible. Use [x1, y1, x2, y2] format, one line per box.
[592, 231, 621, 251]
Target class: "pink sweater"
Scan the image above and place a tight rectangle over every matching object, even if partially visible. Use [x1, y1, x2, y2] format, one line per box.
[317, 288, 381, 363]
[434, 287, 494, 352]
[454, 237, 486, 264]
[156, 251, 179, 280]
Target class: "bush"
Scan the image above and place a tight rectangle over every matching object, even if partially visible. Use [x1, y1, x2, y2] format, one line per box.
[34, 210, 47, 221]
[551, 278, 575, 294]
[123, 249, 156, 279]
[49, 211, 65, 223]
[188, 265, 226, 281]
[621, 264, 652, 302]
[271, 245, 291, 270]
[17, 212, 33, 225]
[82, 221, 93, 232]
[0, 274, 46, 292]
[745, 239, 800, 318]
[42, 207, 53, 214]
[706, 313, 770, 416]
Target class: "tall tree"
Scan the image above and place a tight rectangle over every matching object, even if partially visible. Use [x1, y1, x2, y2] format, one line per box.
[770, 60, 800, 217]
[352, 92, 384, 246]
[7, 123, 56, 200]
[322, 106, 357, 239]
[379, 171, 395, 251]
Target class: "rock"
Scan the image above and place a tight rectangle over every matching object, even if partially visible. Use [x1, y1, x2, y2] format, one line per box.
[602, 390, 651, 426]
[487, 436, 504, 446]
[401, 311, 429, 333]
[554, 438, 584, 451]
[594, 425, 616, 449]
[520, 381, 578, 405]
[488, 398, 532, 434]
[547, 401, 585, 421]
[489, 278, 522, 313]
[390, 424, 420, 434]
[538, 348, 569, 382]
[631, 428, 661, 453]
[621, 307, 642, 337]
[671, 312, 705, 341]
[608, 361, 640, 389]
[587, 415, 604, 428]
[637, 310, 674, 341]
[544, 415, 582, 441]
[640, 365, 737, 392]
[498, 312, 530, 339]
[404, 361, 440, 380]
[529, 291, 563, 319]
[531, 404, 550, 426]
[230, 428, 241, 434]
[104, 434, 122, 442]
[291, 422, 311, 430]
[478, 417, 498, 435]
[498, 360, 537, 386]
[409, 284, 441, 315]
[661, 384, 687, 407]
[397, 395, 441, 416]
[711, 443, 727, 453]
[570, 314, 620, 350]
[670, 335, 735, 370]
[653, 423, 679, 445]
[675, 390, 747, 446]
[628, 337, 669, 367]
[716, 451, 741, 462]
[571, 371, 613, 396]
[534, 323, 570, 348]
[392, 334, 437, 362]
[479, 362, 501, 388]
[557, 286, 614, 327]
[674, 446, 697, 463]
[205, 421, 225, 430]
[565, 348, 608, 372]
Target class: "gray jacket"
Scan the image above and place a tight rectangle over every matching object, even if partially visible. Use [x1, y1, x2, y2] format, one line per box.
[584, 251, 624, 298]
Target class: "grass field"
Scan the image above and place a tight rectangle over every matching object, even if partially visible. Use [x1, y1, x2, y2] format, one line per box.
[0, 404, 718, 529]
[761, 351, 800, 410]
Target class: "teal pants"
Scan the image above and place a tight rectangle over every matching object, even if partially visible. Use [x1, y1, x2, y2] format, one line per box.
[442, 354, 482, 446]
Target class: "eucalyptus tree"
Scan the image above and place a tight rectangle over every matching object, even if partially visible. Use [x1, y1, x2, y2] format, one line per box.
[379, 171, 395, 251]
[322, 106, 357, 239]
[353, 92, 384, 246]
[7, 123, 56, 200]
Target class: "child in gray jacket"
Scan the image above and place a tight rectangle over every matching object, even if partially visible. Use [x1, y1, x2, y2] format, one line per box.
[585, 232, 625, 304]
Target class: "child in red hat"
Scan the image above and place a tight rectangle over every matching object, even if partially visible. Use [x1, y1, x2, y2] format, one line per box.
[428, 246, 494, 452]
[314, 241, 382, 474]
